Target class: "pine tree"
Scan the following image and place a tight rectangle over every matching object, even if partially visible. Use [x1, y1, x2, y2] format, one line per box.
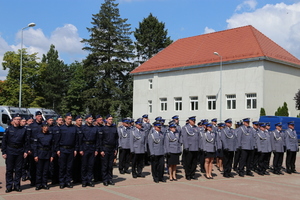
[134, 13, 173, 63]
[260, 108, 266, 116]
[275, 102, 289, 116]
[81, 0, 135, 118]
[294, 89, 300, 110]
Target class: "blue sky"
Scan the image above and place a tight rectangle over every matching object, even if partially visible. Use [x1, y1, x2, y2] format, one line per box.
[1, 0, 300, 80]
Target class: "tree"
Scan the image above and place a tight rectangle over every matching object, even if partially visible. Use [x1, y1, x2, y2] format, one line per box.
[275, 102, 289, 116]
[134, 13, 173, 63]
[260, 108, 266, 116]
[294, 89, 300, 110]
[1, 49, 41, 107]
[81, 0, 135, 118]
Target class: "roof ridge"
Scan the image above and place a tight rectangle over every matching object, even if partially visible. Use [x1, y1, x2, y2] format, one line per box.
[249, 26, 265, 57]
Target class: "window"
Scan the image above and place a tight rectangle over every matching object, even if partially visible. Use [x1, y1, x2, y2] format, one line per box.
[160, 98, 167, 111]
[207, 96, 216, 110]
[149, 79, 153, 90]
[148, 100, 152, 113]
[2, 114, 9, 124]
[174, 97, 182, 111]
[190, 96, 198, 111]
[246, 93, 257, 109]
[226, 94, 236, 110]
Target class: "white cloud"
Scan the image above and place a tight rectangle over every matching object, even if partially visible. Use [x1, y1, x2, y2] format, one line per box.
[0, 24, 86, 80]
[235, 0, 257, 11]
[227, 2, 300, 59]
[204, 27, 216, 34]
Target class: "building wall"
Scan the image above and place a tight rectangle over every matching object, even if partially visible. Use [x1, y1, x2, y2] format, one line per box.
[133, 60, 266, 126]
[263, 61, 300, 117]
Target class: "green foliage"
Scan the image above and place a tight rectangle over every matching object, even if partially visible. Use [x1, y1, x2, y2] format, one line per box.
[81, 0, 135, 118]
[260, 108, 266, 116]
[275, 102, 289, 116]
[294, 89, 300, 110]
[134, 13, 173, 62]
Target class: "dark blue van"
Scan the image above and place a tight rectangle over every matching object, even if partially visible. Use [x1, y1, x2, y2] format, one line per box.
[259, 116, 300, 143]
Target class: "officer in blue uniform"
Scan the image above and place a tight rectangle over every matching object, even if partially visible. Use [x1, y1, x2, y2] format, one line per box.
[99, 114, 118, 186]
[285, 121, 299, 174]
[79, 114, 100, 187]
[256, 123, 271, 175]
[118, 118, 131, 174]
[56, 113, 79, 189]
[72, 115, 83, 184]
[182, 116, 199, 180]
[27, 111, 44, 186]
[148, 121, 166, 183]
[2, 113, 29, 193]
[270, 122, 285, 175]
[236, 118, 255, 177]
[130, 119, 147, 178]
[34, 123, 55, 190]
[93, 114, 104, 182]
[221, 118, 236, 178]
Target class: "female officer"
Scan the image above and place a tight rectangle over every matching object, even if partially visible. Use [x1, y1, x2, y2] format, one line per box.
[164, 122, 182, 181]
[34, 123, 55, 190]
[203, 123, 216, 179]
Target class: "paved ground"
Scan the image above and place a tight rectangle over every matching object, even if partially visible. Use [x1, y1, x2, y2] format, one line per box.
[0, 154, 300, 200]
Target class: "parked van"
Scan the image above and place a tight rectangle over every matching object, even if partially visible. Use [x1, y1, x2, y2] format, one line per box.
[259, 116, 300, 143]
[27, 108, 59, 121]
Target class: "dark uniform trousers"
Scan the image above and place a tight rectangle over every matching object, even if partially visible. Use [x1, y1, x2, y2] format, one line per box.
[257, 152, 268, 174]
[28, 153, 37, 185]
[132, 153, 144, 176]
[101, 147, 115, 182]
[265, 152, 271, 169]
[81, 151, 95, 184]
[59, 151, 74, 184]
[238, 149, 254, 174]
[233, 149, 241, 170]
[223, 150, 234, 175]
[184, 151, 198, 178]
[50, 155, 59, 183]
[151, 155, 164, 181]
[198, 150, 205, 172]
[6, 154, 24, 189]
[286, 150, 297, 173]
[273, 152, 284, 173]
[36, 159, 50, 186]
[119, 148, 130, 172]
[22, 156, 30, 180]
[72, 153, 82, 183]
[251, 149, 260, 171]
[93, 154, 102, 181]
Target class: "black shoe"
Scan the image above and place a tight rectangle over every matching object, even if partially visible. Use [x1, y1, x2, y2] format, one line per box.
[239, 173, 244, 177]
[22, 177, 27, 182]
[42, 185, 49, 190]
[14, 187, 22, 192]
[119, 170, 125, 174]
[137, 174, 145, 178]
[258, 172, 264, 176]
[191, 176, 198, 180]
[103, 182, 108, 186]
[246, 172, 254, 177]
[160, 179, 166, 182]
[154, 180, 159, 183]
[108, 180, 115, 185]
[204, 174, 210, 179]
[5, 188, 12, 193]
[82, 183, 87, 187]
[124, 170, 130, 174]
[66, 183, 73, 188]
[60, 185, 65, 189]
[35, 185, 42, 190]
[186, 176, 191, 180]
[132, 174, 137, 178]
[286, 170, 292, 174]
[229, 173, 234, 178]
[88, 182, 94, 187]
[279, 171, 284, 175]
[264, 171, 270, 175]
[223, 174, 230, 178]
[292, 170, 299, 174]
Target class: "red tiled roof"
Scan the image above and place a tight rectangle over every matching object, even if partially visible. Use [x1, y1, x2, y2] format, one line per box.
[131, 25, 300, 74]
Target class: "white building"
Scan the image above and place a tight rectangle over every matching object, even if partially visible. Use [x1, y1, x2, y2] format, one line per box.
[130, 25, 300, 125]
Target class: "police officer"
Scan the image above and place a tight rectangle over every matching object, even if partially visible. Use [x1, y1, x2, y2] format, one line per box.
[198, 120, 207, 173]
[236, 118, 255, 177]
[285, 121, 299, 174]
[118, 118, 131, 174]
[215, 123, 224, 172]
[56, 113, 79, 189]
[93, 114, 104, 182]
[164, 122, 182, 181]
[142, 114, 151, 166]
[182, 116, 199, 180]
[172, 115, 182, 135]
[251, 121, 260, 172]
[270, 122, 285, 175]
[221, 118, 236, 178]
[203, 123, 216, 179]
[265, 122, 272, 172]
[27, 111, 44, 186]
[233, 121, 242, 172]
[73, 115, 83, 184]
[79, 114, 99, 187]
[34, 123, 55, 190]
[99, 114, 118, 186]
[130, 119, 147, 178]
[211, 118, 218, 132]
[2, 113, 28, 193]
[148, 121, 165, 183]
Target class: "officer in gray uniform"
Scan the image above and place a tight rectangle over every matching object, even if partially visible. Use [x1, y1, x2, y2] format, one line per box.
[221, 118, 236, 178]
[270, 122, 285, 175]
[265, 122, 272, 171]
[251, 121, 260, 172]
[236, 118, 255, 177]
[285, 121, 299, 174]
[142, 114, 151, 166]
[118, 118, 131, 174]
[211, 118, 218, 132]
[148, 121, 165, 183]
[172, 115, 182, 134]
[256, 123, 272, 175]
[182, 116, 199, 180]
[233, 121, 242, 171]
[130, 119, 146, 178]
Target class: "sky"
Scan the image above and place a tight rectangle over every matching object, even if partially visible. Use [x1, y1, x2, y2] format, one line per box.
[1, 0, 300, 80]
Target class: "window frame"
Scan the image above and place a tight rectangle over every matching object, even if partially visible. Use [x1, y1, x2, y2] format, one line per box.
[190, 96, 199, 111]
[207, 95, 217, 111]
[245, 93, 257, 110]
[226, 94, 236, 110]
[160, 98, 167, 111]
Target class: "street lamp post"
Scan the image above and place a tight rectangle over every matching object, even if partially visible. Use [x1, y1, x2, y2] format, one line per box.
[19, 22, 36, 108]
[214, 52, 222, 122]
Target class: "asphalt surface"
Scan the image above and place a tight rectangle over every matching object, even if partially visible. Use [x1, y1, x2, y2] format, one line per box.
[0, 154, 300, 200]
